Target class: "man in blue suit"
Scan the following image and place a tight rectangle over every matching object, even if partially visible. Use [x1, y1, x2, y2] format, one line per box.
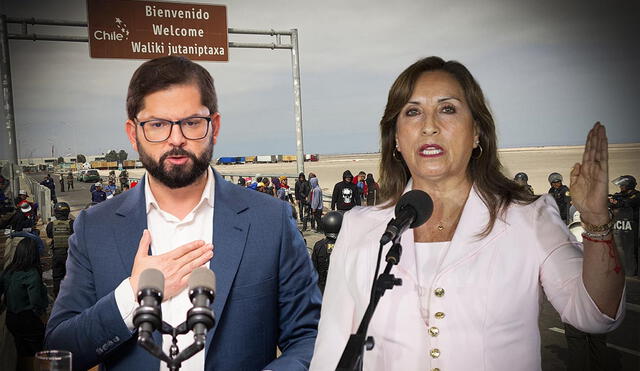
[45, 56, 322, 370]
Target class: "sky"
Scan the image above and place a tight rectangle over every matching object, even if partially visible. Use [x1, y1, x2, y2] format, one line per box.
[1, 0, 639, 160]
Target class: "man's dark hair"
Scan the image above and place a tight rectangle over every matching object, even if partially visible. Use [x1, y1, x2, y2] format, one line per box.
[126, 56, 218, 120]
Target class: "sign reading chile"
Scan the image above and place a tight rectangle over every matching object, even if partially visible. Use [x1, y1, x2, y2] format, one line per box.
[87, 0, 228, 61]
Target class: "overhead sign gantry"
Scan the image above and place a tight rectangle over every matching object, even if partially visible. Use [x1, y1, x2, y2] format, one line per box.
[87, 0, 228, 61]
[1, 0, 306, 200]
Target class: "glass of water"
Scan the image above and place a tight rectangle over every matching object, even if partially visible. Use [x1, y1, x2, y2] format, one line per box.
[36, 350, 72, 371]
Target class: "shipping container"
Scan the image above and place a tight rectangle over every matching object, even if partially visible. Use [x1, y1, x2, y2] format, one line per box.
[279, 155, 297, 162]
[256, 155, 277, 163]
[245, 156, 257, 163]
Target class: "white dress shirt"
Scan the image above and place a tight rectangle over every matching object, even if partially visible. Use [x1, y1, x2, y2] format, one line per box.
[414, 241, 449, 322]
[115, 167, 215, 371]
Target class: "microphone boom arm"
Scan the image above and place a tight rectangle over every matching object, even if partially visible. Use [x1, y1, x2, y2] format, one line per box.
[137, 317, 215, 371]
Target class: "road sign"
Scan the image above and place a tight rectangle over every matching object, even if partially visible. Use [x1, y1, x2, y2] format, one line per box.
[87, 0, 228, 61]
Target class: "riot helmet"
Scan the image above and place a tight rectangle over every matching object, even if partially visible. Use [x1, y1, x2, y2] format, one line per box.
[54, 202, 71, 219]
[612, 175, 636, 189]
[322, 211, 343, 240]
[548, 172, 563, 184]
[514, 172, 528, 182]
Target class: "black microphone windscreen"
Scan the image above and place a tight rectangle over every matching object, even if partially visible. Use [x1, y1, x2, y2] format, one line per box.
[395, 190, 434, 228]
[139, 268, 165, 293]
[189, 267, 216, 294]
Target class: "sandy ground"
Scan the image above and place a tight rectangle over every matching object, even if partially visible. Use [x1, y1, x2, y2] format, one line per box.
[111, 143, 640, 197]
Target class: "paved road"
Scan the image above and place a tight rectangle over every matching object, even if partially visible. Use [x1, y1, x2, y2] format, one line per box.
[35, 173, 639, 370]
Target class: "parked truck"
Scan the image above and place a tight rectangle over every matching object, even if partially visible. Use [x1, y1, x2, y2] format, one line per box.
[278, 155, 297, 162]
[216, 156, 246, 165]
[216, 157, 237, 165]
[256, 155, 278, 163]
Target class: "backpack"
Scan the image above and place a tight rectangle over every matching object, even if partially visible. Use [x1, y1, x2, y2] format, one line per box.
[52, 220, 72, 250]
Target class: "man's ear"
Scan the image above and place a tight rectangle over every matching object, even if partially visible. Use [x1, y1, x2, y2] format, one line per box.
[125, 120, 139, 152]
[210, 113, 221, 145]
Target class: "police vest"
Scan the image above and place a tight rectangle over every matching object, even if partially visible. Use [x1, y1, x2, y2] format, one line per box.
[52, 219, 72, 250]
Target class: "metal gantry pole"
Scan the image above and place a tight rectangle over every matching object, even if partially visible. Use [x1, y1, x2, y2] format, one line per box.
[1, 19, 307, 175]
[290, 29, 305, 175]
[0, 15, 20, 199]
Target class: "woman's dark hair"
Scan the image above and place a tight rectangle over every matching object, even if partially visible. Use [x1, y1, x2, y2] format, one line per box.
[5, 237, 42, 276]
[126, 56, 217, 120]
[378, 56, 538, 236]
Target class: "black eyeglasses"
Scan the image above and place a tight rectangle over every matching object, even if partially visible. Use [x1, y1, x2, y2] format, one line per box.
[136, 116, 212, 142]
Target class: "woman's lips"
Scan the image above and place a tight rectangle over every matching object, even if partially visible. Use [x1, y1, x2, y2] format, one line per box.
[418, 144, 445, 158]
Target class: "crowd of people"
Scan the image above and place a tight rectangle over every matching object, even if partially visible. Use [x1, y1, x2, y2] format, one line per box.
[231, 170, 380, 233]
[0, 166, 142, 369]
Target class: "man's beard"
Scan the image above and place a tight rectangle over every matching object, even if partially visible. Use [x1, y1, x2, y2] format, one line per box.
[137, 138, 213, 189]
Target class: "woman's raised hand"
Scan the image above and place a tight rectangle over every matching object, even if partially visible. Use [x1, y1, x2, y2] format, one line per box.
[569, 122, 610, 225]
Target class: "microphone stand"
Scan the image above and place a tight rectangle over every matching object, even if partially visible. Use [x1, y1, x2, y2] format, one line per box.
[137, 318, 214, 371]
[336, 235, 403, 371]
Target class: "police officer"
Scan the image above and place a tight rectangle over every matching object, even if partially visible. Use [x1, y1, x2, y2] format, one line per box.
[58, 173, 65, 192]
[609, 175, 639, 275]
[46, 202, 74, 297]
[514, 172, 534, 195]
[119, 169, 129, 190]
[311, 211, 343, 294]
[40, 173, 57, 203]
[66, 170, 74, 190]
[548, 172, 570, 223]
[108, 170, 116, 184]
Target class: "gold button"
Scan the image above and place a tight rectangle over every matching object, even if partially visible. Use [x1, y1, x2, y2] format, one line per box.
[434, 288, 445, 297]
[432, 368, 441, 371]
[430, 348, 440, 358]
[429, 326, 439, 337]
[435, 311, 445, 319]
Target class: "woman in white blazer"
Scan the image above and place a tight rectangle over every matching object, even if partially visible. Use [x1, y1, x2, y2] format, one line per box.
[310, 57, 625, 371]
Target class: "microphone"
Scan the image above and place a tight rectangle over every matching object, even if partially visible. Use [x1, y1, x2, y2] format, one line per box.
[379, 190, 433, 245]
[133, 268, 164, 343]
[187, 267, 216, 344]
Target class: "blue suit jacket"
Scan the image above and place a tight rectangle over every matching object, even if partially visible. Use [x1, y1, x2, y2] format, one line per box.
[45, 170, 321, 370]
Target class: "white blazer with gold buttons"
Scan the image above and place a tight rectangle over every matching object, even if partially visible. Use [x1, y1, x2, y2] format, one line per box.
[310, 183, 624, 371]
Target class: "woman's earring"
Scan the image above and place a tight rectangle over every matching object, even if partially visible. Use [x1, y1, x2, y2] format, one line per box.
[473, 142, 483, 159]
[393, 145, 402, 161]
